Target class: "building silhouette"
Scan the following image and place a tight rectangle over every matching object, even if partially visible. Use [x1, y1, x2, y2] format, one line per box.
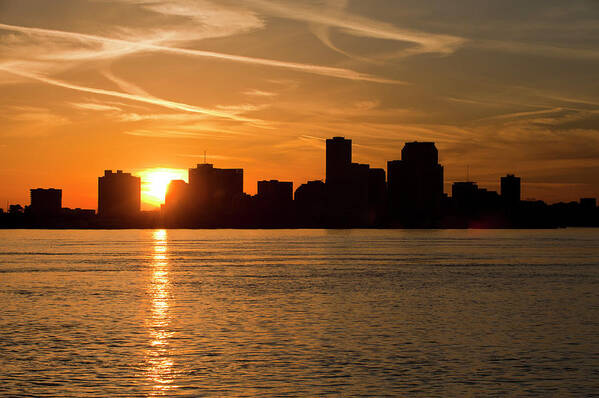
[30, 188, 62, 216]
[325, 137, 354, 226]
[295, 180, 326, 227]
[580, 197, 596, 210]
[257, 180, 293, 204]
[452, 181, 479, 214]
[256, 180, 294, 226]
[324, 137, 377, 226]
[188, 163, 243, 225]
[164, 179, 190, 226]
[9, 204, 23, 214]
[387, 142, 444, 227]
[501, 174, 521, 207]
[326, 137, 352, 184]
[98, 170, 140, 218]
[2, 135, 598, 230]
[368, 168, 387, 225]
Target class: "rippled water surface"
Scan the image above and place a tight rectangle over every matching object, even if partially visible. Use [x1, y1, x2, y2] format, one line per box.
[1, 229, 598, 396]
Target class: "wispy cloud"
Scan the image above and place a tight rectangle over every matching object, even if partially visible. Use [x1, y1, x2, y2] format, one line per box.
[1, 105, 70, 136]
[71, 102, 122, 112]
[102, 69, 151, 97]
[244, 89, 278, 97]
[244, 0, 465, 56]
[472, 107, 565, 123]
[0, 22, 403, 84]
[123, 129, 211, 138]
[0, 64, 258, 122]
[105, 0, 265, 42]
[475, 39, 599, 60]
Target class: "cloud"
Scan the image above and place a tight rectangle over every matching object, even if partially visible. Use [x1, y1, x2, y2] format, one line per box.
[102, 69, 151, 97]
[104, 0, 265, 42]
[244, 0, 465, 56]
[472, 107, 565, 123]
[4, 105, 69, 125]
[215, 103, 270, 114]
[0, 22, 403, 84]
[0, 64, 259, 122]
[71, 102, 122, 112]
[123, 129, 210, 138]
[243, 89, 278, 97]
[0, 105, 70, 136]
[474, 39, 599, 60]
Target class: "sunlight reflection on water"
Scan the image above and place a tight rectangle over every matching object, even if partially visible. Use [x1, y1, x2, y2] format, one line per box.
[0, 229, 598, 396]
[146, 229, 176, 395]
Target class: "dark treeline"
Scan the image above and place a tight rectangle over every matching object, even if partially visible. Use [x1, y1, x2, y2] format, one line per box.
[1, 137, 598, 229]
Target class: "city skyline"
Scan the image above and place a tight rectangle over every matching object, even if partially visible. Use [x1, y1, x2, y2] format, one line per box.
[2, 136, 596, 212]
[2, 135, 597, 230]
[1, 1, 599, 209]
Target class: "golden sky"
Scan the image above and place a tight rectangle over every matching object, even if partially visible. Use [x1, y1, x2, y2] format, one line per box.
[1, 0, 599, 210]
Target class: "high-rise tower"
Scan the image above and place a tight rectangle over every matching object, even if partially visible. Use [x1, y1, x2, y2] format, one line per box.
[387, 142, 444, 227]
[98, 170, 140, 218]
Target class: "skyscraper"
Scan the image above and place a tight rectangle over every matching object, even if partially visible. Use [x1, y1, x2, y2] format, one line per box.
[452, 181, 479, 213]
[257, 180, 293, 204]
[256, 180, 294, 226]
[387, 142, 444, 227]
[164, 179, 189, 225]
[294, 180, 326, 226]
[368, 168, 387, 225]
[500, 174, 521, 207]
[98, 170, 140, 218]
[188, 163, 243, 224]
[30, 188, 62, 216]
[326, 137, 351, 184]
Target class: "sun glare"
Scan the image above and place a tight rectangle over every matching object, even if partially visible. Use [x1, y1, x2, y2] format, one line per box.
[139, 168, 187, 208]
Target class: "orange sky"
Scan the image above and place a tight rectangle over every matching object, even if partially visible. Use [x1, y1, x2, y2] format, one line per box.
[1, 0, 599, 210]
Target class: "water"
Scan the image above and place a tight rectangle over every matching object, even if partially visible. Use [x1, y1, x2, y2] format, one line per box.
[0, 229, 598, 396]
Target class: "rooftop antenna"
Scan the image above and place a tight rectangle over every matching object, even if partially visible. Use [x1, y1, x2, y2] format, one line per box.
[204, 150, 206, 164]
[467, 165, 470, 182]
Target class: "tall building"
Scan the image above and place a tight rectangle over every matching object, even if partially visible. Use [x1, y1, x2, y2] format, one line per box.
[188, 163, 243, 224]
[452, 181, 479, 214]
[295, 180, 326, 226]
[500, 174, 521, 207]
[387, 142, 444, 227]
[368, 168, 387, 225]
[326, 137, 351, 184]
[256, 180, 293, 226]
[164, 180, 189, 225]
[257, 180, 293, 204]
[30, 188, 62, 216]
[98, 170, 140, 218]
[349, 162, 370, 225]
[324, 137, 375, 226]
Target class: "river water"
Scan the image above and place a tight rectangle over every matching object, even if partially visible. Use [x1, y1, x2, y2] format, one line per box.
[1, 229, 598, 396]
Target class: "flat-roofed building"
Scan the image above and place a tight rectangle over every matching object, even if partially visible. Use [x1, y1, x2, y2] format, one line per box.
[98, 170, 140, 218]
[30, 188, 62, 216]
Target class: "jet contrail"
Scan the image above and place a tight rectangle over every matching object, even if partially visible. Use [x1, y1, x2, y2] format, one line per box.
[0, 22, 404, 84]
[0, 65, 259, 122]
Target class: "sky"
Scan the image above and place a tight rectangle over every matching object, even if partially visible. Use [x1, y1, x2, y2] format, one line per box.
[1, 0, 599, 210]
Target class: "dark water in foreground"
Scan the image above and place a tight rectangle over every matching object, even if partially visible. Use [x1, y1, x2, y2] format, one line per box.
[0, 229, 598, 397]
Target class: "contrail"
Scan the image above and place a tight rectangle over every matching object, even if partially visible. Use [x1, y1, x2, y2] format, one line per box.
[0, 65, 258, 122]
[0, 22, 404, 84]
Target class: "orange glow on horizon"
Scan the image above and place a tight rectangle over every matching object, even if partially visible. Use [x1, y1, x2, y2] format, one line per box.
[138, 168, 187, 209]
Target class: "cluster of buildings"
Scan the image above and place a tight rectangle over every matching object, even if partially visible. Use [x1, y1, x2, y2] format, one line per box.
[1, 136, 597, 228]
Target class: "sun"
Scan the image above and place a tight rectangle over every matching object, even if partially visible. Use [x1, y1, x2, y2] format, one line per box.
[138, 168, 188, 209]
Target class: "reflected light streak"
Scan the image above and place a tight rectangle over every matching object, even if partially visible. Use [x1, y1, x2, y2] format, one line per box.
[146, 229, 176, 395]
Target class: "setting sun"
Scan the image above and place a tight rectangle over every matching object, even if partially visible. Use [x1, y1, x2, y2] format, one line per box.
[138, 168, 187, 209]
